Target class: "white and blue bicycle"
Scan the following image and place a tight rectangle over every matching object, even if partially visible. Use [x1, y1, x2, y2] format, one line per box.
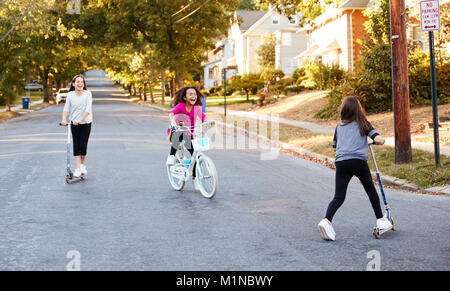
[167, 122, 218, 199]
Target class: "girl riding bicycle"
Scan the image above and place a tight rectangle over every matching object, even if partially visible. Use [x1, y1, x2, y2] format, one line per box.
[166, 86, 206, 190]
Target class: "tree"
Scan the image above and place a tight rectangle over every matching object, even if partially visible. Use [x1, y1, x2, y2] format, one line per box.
[259, 0, 338, 25]
[96, 0, 240, 93]
[256, 35, 276, 69]
[229, 73, 264, 100]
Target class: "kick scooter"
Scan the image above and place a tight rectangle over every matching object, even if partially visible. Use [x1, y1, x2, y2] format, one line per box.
[368, 143, 394, 238]
[60, 122, 84, 183]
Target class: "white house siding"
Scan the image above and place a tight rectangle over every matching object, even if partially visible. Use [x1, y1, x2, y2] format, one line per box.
[274, 30, 307, 76]
[309, 13, 349, 70]
[243, 10, 302, 74]
[229, 22, 245, 75]
[246, 35, 264, 74]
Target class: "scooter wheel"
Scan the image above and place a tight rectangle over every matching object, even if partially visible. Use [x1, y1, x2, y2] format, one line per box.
[373, 228, 380, 239]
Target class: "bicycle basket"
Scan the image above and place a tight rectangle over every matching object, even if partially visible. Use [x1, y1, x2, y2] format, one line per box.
[193, 137, 210, 152]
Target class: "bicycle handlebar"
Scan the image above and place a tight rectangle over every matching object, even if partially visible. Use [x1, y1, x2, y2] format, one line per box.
[171, 121, 215, 135]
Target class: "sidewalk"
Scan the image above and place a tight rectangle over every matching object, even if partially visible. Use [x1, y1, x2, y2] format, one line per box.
[207, 106, 450, 156]
[0, 100, 43, 113]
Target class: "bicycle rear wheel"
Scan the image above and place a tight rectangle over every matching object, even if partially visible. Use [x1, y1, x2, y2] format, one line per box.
[195, 155, 218, 199]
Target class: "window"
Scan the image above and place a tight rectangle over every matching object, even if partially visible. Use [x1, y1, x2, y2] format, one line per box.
[282, 33, 292, 46]
[412, 25, 423, 49]
[272, 14, 279, 25]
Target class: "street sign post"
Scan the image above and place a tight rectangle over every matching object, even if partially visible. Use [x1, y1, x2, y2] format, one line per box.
[420, 0, 441, 167]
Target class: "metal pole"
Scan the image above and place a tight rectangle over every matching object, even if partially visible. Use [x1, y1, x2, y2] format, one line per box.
[223, 68, 227, 117]
[429, 30, 440, 167]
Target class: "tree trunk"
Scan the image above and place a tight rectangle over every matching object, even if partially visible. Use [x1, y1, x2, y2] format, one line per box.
[176, 67, 184, 89]
[169, 78, 175, 101]
[149, 81, 154, 103]
[6, 95, 10, 112]
[161, 72, 165, 105]
[143, 82, 147, 102]
[42, 67, 51, 103]
[131, 83, 136, 96]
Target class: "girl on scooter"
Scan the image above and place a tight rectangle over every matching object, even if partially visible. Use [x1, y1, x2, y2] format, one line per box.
[61, 74, 93, 178]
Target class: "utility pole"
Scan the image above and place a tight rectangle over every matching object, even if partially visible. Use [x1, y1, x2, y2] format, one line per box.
[390, 0, 412, 163]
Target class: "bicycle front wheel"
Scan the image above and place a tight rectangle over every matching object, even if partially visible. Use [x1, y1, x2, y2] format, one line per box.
[167, 164, 186, 191]
[195, 155, 218, 199]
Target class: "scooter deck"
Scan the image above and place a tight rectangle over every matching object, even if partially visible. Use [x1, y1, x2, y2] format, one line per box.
[66, 174, 85, 184]
[373, 221, 395, 239]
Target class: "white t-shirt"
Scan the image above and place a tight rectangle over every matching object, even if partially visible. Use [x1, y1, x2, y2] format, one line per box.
[63, 90, 93, 124]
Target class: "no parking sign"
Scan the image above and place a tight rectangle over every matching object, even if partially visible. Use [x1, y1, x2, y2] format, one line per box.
[420, 0, 440, 31]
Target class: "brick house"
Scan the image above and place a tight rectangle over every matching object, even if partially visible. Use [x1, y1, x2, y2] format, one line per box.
[295, 0, 370, 71]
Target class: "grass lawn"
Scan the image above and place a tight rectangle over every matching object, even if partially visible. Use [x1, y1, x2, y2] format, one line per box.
[212, 113, 449, 189]
[0, 91, 44, 110]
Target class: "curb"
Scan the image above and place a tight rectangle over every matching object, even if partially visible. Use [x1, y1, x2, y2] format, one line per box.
[141, 102, 449, 196]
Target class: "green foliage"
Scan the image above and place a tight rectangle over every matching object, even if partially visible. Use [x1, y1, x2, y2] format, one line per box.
[228, 73, 264, 100]
[261, 68, 285, 84]
[256, 35, 276, 69]
[259, 0, 339, 25]
[297, 58, 346, 90]
[316, 0, 449, 118]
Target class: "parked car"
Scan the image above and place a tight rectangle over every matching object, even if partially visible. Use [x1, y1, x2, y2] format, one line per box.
[24, 83, 44, 91]
[56, 88, 70, 104]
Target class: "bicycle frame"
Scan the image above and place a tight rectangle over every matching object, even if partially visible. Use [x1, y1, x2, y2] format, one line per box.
[172, 123, 212, 181]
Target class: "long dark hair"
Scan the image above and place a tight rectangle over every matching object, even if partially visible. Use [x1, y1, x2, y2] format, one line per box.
[340, 96, 371, 136]
[69, 74, 87, 91]
[171, 86, 204, 107]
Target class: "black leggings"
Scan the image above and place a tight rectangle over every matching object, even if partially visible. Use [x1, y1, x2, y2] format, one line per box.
[71, 123, 91, 156]
[325, 159, 383, 221]
[169, 131, 196, 177]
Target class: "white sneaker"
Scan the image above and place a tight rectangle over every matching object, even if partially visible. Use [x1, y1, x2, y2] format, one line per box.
[166, 155, 176, 165]
[377, 217, 393, 230]
[318, 218, 336, 241]
[73, 168, 82, 178]
[80, 164, 88, 175]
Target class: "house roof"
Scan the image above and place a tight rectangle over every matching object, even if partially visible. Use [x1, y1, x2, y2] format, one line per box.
[236, 10, 267, 31]
[312, 40, 341, 56]
[296, 0, 369, 34]
[338, 0, 370, 9]
[294, 44, 319, 59]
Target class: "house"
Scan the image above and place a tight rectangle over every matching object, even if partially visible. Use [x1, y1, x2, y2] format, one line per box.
[202, 38, 234, 89]
[202, 8, 307, 89]
[295, 0, 370, 71]
[295, 0, 449, 71]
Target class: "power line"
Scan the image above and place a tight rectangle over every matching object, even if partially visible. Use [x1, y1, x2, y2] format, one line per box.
[175, 0, 212, 23]
[171, 0, 198, 17]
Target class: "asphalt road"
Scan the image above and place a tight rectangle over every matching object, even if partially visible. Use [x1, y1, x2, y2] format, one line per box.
[0, 70, 448, 271]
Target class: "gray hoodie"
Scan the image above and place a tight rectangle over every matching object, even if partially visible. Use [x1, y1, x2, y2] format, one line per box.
[332, 121, 379, 162]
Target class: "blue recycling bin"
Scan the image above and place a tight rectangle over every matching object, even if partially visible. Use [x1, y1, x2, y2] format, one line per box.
[22, 97, 30, 109]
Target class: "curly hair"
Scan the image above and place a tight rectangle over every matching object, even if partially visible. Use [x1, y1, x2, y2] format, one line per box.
[171, 86, 204, 107]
